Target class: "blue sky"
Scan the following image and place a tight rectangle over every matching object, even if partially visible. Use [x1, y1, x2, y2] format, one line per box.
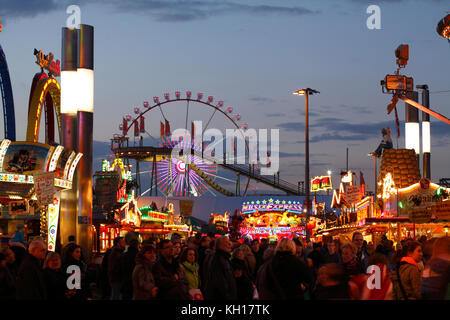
[0, 0, 449, 195]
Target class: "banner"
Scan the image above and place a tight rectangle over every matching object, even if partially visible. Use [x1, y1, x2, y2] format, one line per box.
[346, 185, 362, 204]
[179, 200, 194, 216]
[432, 201, 450, 221]
[34, 172, 55, 205]
[409, 208, 432, 223]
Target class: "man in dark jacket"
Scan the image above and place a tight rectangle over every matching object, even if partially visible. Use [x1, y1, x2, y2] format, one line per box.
[108, 236, 125, 300]
[16, 240, 47, 300]
[153, 239, 190, 299]
[353, 232, 369, 269]
[204, 236, 237, 300]
[251, 239, 264, 277]
[103, 236, 124, 300]
[119, 235, 139, 300]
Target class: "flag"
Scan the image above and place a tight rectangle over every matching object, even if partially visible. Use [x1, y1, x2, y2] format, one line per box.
[140, 116, 145, 133]
[165, 119, 171, 136]
[134, 121, 139, 136]
[160, 122, 165, 138]
[360, 171, 366, 186]
[122, 118, 127, 136]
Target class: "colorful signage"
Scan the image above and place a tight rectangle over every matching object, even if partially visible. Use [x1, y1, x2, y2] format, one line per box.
[432, 201, 450, 221]
[346, 185, 363, 204]
[34, 172, 55, 205]
[241, 199, 303, 214]
[311, 175, 332, 192]
[9, 200, 28, 215]
[33, 49, 61, 77]
[47, 194, 61, 252]
[2, 142, 53, 175]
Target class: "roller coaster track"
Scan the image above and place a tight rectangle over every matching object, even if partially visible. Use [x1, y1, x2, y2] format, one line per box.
[0, 44, 15, 141]
[112, 146, 304, 196]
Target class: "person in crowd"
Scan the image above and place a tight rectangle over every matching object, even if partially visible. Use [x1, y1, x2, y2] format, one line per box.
[421, 237, 450, 300]
[239, 244, 256, 281]
[231, 247, 254, 300]
[63, 243, 91, 300]
[352, 232, 369, 269]
[260, 238, 269, 253]
[293, 238, 308, 265]
[307, 242, 324, 275]
[153, 239, 190, 299]
[108, 236, 126, 300]
[197, 236, 210, 280]
[264, 238, 313, 300]
[390, 240, 423, 300]
[101, 236, 124, 300]
[10, 224, 26, 246]
[422, 237, 437, 267]
[172, 241, 182, 264]
[255, 247, 276, 299]
[312, 263, 350, 300]
[0, 251, 15, 300]
[180, 247, 201, 292]
[8, 225, 27, 275]
[16, 239, 47, 300]
[341, 242, 365, 279]
[0, 248, 16, 279]
[132, 245, 158, 300]
[351, 253, 393, 300]
[323, 241, 341, 265]
[366, 242, 375, 257]
[204, 236, 237, 300]
[119, 235, 140, 300]
[43, 252, 74, 300]
[201, 238, 216, 292]
[251, 239, 264, 276]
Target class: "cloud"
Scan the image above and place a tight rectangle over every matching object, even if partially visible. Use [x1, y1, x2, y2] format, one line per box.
[251, 97, 277, 103]
[338, 104, 373, 114]
[279, 152, 304, 158]
[0, 0, 62, 19]
[266, 112, 286, 118]
[277, 122, 305, 132]
[107, 0, 319, 22]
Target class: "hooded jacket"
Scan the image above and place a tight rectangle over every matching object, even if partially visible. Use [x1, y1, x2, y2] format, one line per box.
[389, 257, 422, 300]
[132, 257, 156, 300]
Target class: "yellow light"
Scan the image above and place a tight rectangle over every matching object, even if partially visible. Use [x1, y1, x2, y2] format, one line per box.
[293, 89, 306, 96]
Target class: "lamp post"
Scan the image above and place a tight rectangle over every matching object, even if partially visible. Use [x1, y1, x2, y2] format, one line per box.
[293, 88, 320, 242]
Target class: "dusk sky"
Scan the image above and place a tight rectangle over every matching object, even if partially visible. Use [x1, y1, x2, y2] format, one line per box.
[0, 0, 449, 196]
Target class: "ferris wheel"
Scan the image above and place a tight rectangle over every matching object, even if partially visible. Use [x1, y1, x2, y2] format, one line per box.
[111, 90, 256, 197]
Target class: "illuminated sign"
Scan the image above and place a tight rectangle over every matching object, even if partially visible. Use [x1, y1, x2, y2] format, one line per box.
[47, 194, 61, 252]
[341, 171, 354, 184]
[0, 139, 12, 171]
[311, 175, 332, 192]
[48, 146, 64, 172]
[67, 152, 83, 181]
[33, 49, 61, 77]
[241, 199, 303, 214]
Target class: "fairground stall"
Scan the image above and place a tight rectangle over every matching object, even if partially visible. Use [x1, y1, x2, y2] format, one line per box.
[238, 198, 306, 241]
[0, 140, 81, 251]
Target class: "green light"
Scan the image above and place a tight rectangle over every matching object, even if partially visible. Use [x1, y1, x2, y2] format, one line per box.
[398, 201, 404, 209]
[436, 188, 443, 196]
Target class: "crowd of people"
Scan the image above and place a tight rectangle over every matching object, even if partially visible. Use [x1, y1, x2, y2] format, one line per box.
[0, 225, 449, 300]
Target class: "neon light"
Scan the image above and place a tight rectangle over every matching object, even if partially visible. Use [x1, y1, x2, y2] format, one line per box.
[63, 151, 76, 180]
[241, 199, 303, 214]
[382, 173, 396, 199]
[33, 49, 61, 77]
[47, 194, 60, 252]
[0, 139, 11, 171]
[48, 146, 64, 172]
[67, 152, 83, 181]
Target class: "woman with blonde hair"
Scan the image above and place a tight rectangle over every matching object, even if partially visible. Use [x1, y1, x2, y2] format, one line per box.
[43, 252, 74, 300]
[264, 238, 312, 299]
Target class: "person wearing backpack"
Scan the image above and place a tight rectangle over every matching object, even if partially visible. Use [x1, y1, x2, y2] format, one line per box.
[389, 240, 423, 300]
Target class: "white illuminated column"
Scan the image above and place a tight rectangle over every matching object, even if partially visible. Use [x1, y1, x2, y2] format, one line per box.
[59, 27, 79, 246]
[76, 24, 94, 259]
[405, 91, 420, 177]
[422, 121, 430, 153]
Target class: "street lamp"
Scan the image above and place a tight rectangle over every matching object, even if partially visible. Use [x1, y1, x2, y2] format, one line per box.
[293, 88, 320, 242]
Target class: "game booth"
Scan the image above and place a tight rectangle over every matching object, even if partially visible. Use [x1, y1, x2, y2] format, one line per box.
[238, 198, 306, 241]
